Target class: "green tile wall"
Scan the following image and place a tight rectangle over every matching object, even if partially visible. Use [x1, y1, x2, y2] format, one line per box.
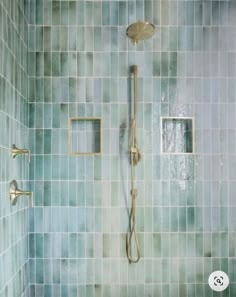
[0, 0, 30, 296]
[27, 0, 236, 297]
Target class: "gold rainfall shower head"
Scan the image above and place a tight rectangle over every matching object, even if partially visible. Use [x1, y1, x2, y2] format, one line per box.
[126, 20, 156, 45]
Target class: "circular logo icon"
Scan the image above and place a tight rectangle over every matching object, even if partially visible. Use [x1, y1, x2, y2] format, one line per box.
[208, 271, 229, 292]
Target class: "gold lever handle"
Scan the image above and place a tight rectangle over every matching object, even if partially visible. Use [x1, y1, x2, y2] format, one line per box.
[9, 180, 33, 206]
[11, 144, 30, 163]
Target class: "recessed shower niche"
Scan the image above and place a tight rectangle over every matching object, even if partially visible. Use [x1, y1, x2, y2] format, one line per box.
[68, 117, 102, 155]
[161, 117, 194, 154]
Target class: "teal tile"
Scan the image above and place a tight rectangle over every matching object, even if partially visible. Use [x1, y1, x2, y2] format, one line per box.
[35, 129, 43, 154]
[69, 52, 77, 76]
[69, 27, 77, 51]
[153, 233, 161, 258]
[61, 27, 68, 51]
[103, 79, 111, 103]
[119, 2, 126, 25]
[44, 285, 52, 297]
[77, 53, 85, 77]
[52, 1, 60, 25]
[43, 233, 52, 258]
[44, 52, 52, 76]
[85, 27, 93, 51]
[94, 208, 102, 232]
[29, 26, 35, 50]
[153, 284, 161, 297]
[103, 234, 110, 258]
[36, 259, 44, 283]
[36, 0, 43, 25]
[35, 156, 43, 180]
[169, 52, 177, 77]
[162, 263, 170, 284]
[102, 1, 110, 25]
[77, 234, 85, 258]
[153, 52, 161, 76]
[52, 27, 60, 51]
[77, 27, 85, 51]
[61, 78, 69, 103]
[203, 2, 211, 26]
[110, 53, 118, 77]
[61, 52, 68, 76]
[170, 207, 178, 232]
[187, 207, 195, 231]
[179, 207, 187, 231]
[35, 181, 44, 206]
[169, 1, 177, 25]
[52, 155, 60, 179]
[94, 28, 101, 52]
[44, 130, 51, 154]
[153, 207, 161, 232]
[28, 52, 35, 76]
[35, 78, 43, 102]
[29, 234, 35, 258]
[36, 234, 43, 258]
[186, 27, 194, 51]
[94, 2, 102, 26]
[52, 104, 60, 127]
[110, 2, 118, 26]
[69, 2, 76, 26]
[86, 1, 94, 26]
[120, 285, 128, 297]
[43, 27, 51, 51]
[44, 78, 52, 102]
[57, 2, 67, 24]
[44, 181, 51, 206]
[86, 233, 94, 257]
[77, 208, 86, 232]
[86, 181, 94, 207]
[86, 53, 93, 77]
[36, 52, 43, 77]
[53, 259, 61, 283]
[44, 2, 52, 25]
[61, 285, 68, 297]
[76, 1, 84, 25]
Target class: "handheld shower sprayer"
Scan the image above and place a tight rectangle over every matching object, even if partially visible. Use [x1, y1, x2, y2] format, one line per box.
[126, 65, 141, 263]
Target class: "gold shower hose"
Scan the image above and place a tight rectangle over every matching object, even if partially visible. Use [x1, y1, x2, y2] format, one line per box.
[126, 65, 141, 263]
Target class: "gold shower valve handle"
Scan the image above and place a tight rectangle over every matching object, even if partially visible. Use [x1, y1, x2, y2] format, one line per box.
[11, 144, 31, 163]
[9, 180, 33, 206]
